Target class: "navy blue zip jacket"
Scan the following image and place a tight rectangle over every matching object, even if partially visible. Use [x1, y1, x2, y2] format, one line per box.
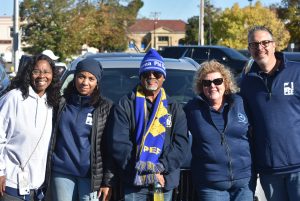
[184, 94, 252, 185]
[52, 93, 94, 177]
[240, 52, 300, 175]
[108, 89, 189, 190]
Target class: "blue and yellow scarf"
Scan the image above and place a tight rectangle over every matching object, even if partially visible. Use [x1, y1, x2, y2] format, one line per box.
[134, 85, 168, 186]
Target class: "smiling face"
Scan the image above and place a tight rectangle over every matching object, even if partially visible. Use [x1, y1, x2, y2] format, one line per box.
[31, 60, 53, 97]
[248, 30, 276, 70]
[140, 71, 165, 96]
[75, 71, 98, 96]
[202, 72, 225, 104]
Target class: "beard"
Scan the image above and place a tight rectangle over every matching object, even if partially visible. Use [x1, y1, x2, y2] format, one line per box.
[145, 79, 159, 91]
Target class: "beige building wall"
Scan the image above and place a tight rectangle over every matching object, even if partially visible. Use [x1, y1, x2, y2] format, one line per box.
[0, 16, 13, 60]
[127, 27, 185, 52]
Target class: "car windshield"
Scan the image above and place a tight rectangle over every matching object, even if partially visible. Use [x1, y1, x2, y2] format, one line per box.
[223, 48, 247, 60]
[62, 68, 195, 104]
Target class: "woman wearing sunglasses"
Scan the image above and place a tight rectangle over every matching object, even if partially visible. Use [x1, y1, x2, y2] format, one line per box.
[184, 60, 254, 201]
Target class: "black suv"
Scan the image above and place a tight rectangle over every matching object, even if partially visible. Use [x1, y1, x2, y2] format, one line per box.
[160, 46, 248, 75]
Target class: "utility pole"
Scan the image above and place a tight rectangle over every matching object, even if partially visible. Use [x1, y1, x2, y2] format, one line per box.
[198, 0, 205, 45]
[13, 0, 20, 72]
[150, 12, 160, 49]
[248, 0, 253, 7]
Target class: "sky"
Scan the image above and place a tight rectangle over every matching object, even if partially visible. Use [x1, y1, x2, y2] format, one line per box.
[0, 0, 282, 21]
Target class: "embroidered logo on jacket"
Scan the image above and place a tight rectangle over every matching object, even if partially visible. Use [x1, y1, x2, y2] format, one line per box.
[238, 113, 247, 124]
[284, 82, 294, 95]
[85, 113, 93, 125]
[166, 114, 172, 127]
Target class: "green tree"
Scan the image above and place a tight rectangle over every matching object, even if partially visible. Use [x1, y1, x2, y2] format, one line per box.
[185, 0, 221, 45]
[276, 0, 300, 50]
[20, 0, 143, 60]
[20, 0, 76, 60]
[213, 1, 290, 50]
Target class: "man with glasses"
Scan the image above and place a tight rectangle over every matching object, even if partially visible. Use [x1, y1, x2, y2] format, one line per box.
[109, 49, 188, 201]
[240, 25, 300, 201]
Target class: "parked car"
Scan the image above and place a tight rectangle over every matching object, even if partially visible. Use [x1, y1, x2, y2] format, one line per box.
[237, 49, 251, 58]
[0, 59, 10, 96]
[160, 45, 248, 75]
[242, 51, 300, 77]
[61, 54, 198, 105]
[60, 53, 198, 200]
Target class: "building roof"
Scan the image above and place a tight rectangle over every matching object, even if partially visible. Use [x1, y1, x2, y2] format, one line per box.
[128, 19, 186, 33]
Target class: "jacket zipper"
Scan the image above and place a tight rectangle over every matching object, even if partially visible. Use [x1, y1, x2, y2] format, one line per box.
[212, 106, 234, 181]
[257, 74, 272, 99]
[220, 129, 234, 181]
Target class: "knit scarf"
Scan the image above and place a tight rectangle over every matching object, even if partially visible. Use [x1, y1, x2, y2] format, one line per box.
[134, 85, 168, 186]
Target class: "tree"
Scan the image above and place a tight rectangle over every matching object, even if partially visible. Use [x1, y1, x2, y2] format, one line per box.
[20, 0, 77, 60]
[276, 0, 300, 50]
[20, 0, 143, 60]
[185, 0, 221, 45]
[213, 1, 290, 50]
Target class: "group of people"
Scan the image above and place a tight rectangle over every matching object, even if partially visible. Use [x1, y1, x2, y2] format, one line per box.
[0, 25, 299, 201]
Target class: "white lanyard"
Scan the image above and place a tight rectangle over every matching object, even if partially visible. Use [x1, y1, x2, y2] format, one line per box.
[20, 109, 48, 171]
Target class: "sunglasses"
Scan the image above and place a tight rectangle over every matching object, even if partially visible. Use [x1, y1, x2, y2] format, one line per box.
[248, 40, 274, 49]
[141, 71, 163, 79]
[202, 78, 223, 87]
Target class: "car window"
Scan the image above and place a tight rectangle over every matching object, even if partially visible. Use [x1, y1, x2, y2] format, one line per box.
[189, 48, 209, 64]
[163, 69, 195, 104]
[61, 68, 195, 104]
[209, 49, 227, 61]
[160, 47, 188, 59]
[222, 48, 247, 60]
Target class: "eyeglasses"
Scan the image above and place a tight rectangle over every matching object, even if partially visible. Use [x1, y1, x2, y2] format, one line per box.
[32, 69, 52, 76]
[248, 40, 274, 49]
[141, 71, 163, 79]
[202, 78, 223, 87]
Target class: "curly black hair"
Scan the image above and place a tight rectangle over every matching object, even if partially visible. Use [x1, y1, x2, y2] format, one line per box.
[9, 54, 61, 107]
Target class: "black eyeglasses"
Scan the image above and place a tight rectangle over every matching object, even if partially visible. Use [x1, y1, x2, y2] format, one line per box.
[141, 71, 163, 79]
[248, 40, 274, 49]
[202, 78, 223, 87]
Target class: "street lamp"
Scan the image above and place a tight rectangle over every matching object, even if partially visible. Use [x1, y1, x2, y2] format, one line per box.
[150, 12, 160, 49]
[198, 0, 204, 45]
[153, 21, 157, 49]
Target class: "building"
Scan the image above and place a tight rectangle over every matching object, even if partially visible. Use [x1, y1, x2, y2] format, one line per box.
[127, 19, 186, 52]
[0, 16, 13, 62]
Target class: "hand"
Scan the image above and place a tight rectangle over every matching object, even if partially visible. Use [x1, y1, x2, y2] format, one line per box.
[155, 173, 165, 187]
[98, 187, 112, 201]
[0, 176, 6, 196]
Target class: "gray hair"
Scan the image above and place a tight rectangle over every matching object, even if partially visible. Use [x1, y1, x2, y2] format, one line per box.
[247, 25, 274, 42]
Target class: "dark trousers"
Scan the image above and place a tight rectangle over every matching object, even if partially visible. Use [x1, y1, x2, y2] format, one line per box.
[0, 191, 40, 201]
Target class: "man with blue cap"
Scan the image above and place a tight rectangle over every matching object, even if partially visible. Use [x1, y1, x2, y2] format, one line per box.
[109, 49, 188, 201]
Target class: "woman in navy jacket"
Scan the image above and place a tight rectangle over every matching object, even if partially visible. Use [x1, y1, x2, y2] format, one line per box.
[184, 60, 254, 201]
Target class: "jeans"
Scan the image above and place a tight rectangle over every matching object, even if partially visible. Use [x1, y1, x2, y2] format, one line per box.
[260, 171, 300, 201]
[195, 177, 255, 201]
[124, 185, 173, 201]
[51, 171, 94, 201]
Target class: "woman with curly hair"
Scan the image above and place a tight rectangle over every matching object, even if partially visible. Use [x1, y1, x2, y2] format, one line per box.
[0, 54, 61, 201]
[184, 60, 255, 201]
